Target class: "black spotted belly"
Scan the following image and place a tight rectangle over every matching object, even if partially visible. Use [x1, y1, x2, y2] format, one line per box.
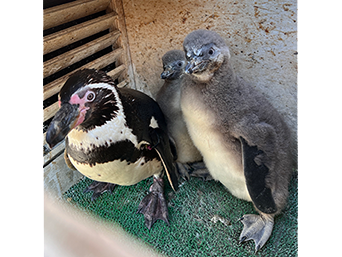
[66, 139, 163, 185]
[66, 139, 159, 167]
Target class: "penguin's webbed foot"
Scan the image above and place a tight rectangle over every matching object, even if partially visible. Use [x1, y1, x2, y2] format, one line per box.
[187, 161, 213, 181]
[176, 162, 192, 180]
[137, 176, 169, 229]
[83, 181, 116, 201]
[177, 161, 212, 181]
[239, 213, 274, 252]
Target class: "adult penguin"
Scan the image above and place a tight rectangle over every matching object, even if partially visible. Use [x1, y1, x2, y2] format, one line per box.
[46, 68, 178, 229]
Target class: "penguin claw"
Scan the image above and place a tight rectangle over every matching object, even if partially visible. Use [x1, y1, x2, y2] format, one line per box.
[239, 236, 247, 244]
[238, 214, 274, 252]
[137, 176, 169, 229]
[83, 181, 116, 201]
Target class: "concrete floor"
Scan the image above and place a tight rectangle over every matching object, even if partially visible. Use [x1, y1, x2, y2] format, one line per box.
[122, 0, 297, 150]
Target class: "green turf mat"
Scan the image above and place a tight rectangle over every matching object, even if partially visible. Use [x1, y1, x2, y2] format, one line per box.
[64, 171, 298, 256]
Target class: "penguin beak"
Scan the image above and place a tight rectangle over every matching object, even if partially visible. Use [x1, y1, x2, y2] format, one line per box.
[45, 103, 80, 148]
[161, 67, 174, 79]
[185, 57, 206, 74]
[185, 61, 195, 74]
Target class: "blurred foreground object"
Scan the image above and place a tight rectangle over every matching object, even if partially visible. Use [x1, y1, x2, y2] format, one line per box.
[44, 192, 164, 257]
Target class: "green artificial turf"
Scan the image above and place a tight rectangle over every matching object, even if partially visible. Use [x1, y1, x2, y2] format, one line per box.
[64, 170, 298, 257]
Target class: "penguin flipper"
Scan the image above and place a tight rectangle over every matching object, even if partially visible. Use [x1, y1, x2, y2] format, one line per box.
[239, 136, 277, 214]
[149, 128, 179, 191]
[64, 148, 77, 170]
[239, 136, 278, 252]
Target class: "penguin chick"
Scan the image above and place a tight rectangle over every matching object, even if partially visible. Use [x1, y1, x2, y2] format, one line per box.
[181, 29, 293, 252]
[156, 50, 210, 180]
[46, 68, 178, 229]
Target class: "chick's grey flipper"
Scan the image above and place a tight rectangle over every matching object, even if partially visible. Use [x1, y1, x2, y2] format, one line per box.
[240, 137, 276, 214]
[239, 136, 277, 252]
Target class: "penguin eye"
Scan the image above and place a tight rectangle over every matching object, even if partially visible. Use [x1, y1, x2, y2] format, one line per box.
[86, 91, 95, 102]
[208, 49, 214, 55]
[177, 61, 182, 67]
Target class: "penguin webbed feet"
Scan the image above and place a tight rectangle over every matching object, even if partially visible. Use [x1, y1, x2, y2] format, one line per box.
[187, 161, 213, 181]
[239, 213, 274, 253]
[83, 181, 116, 201]
[137, 176, 169, 230]
[176, 162, 192, 181]
[177, 161, 213, 181]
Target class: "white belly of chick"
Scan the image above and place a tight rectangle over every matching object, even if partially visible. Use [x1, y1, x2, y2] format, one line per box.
[69, 155, 163, 186]
[182, 97, 251, 202]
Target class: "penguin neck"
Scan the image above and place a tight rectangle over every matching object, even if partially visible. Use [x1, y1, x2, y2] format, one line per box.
[212, 57, 239, 89]
[189, 56, 238, 88]
[165, 78, 181, 89]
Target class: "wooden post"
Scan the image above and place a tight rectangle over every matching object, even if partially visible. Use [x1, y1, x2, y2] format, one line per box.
[107, 0, 135, 88]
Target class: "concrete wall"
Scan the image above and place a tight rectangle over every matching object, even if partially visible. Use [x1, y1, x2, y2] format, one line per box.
[122, 0, 297, 151]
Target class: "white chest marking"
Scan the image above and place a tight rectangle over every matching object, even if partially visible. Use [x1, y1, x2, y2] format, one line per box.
[149, 116, 159, 129]
[68, 111, 138, 151]
[67, 83, 138, 151]
[181, 95, 251, 201]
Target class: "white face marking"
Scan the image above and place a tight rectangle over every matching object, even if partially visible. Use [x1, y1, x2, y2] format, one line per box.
[222, 46, 231, 59]
[67, 82, 139, 151]
[149, 116, 159, 129]
[192, 71, 214, 82]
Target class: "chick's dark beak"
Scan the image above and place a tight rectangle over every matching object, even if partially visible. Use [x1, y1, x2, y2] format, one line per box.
[161, 67, 174, 79]
[185, 61, 195, 74]
[185, 57, 208, 75]
[46, 103, 80, 148]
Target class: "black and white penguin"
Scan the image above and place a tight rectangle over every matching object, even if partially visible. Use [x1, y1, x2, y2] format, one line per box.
[46, 68, 178, 229]
[180, 29, 293, 251]
[156, 50, 210, 180]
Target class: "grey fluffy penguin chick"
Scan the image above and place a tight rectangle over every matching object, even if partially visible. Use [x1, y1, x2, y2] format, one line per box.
[156, 50, 211, 180]
[181, 29, 293, 252]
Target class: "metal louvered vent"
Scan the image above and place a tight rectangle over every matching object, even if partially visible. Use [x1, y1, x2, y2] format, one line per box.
[43, 0, 131, 172]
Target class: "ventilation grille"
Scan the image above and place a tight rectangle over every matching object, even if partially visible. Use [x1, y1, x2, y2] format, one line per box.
[43, 0, 128, 166]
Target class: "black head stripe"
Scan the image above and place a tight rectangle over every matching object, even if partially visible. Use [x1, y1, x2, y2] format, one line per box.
[59, 69, 116, 102]
[79, 88, 119, 131]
